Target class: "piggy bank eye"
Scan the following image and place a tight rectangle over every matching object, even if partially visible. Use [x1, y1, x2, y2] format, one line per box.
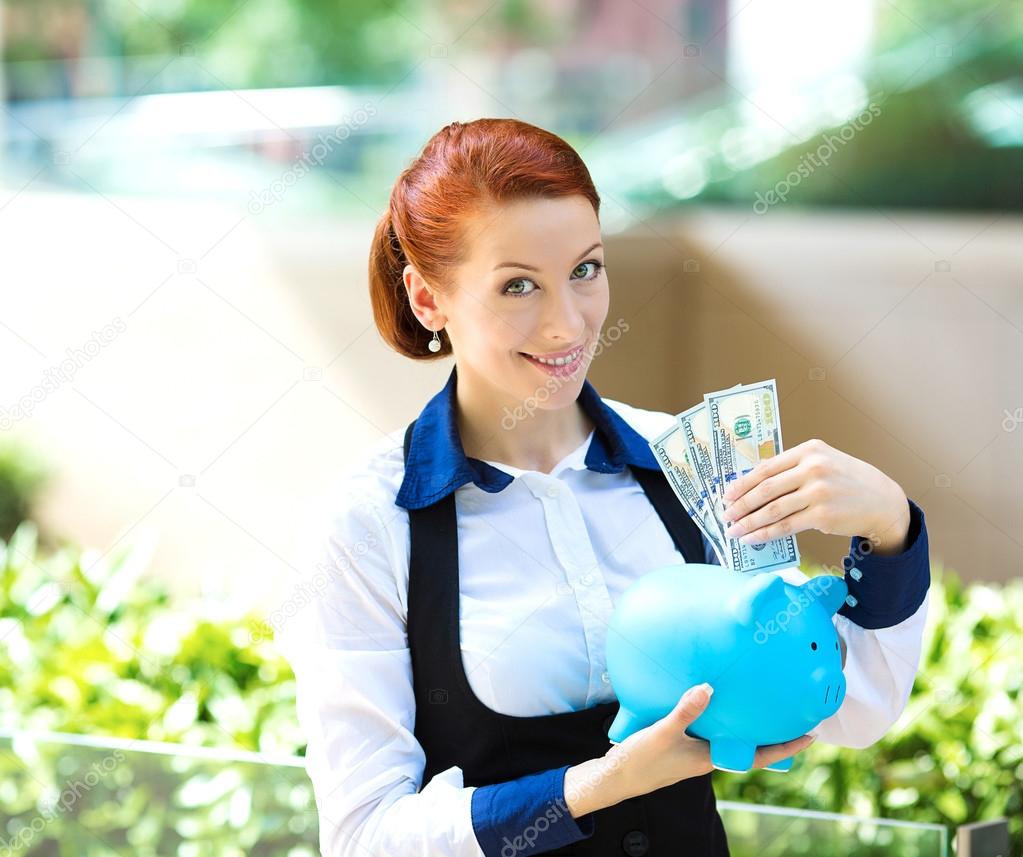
[810, 641, 817, 651]
[835, 641, 839, 650]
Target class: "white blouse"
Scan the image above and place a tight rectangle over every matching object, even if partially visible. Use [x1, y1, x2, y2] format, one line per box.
[277, 395, 930, 857]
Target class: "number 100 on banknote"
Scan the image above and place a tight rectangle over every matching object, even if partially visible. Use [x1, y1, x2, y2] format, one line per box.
[708, 380, 799, 574]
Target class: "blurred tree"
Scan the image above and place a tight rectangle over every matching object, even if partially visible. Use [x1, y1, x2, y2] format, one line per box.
[0, 0, 574, 91]
[2, 0, 428, 88]
[0, 439, 48, 542]
[872, 0, 1023, 53]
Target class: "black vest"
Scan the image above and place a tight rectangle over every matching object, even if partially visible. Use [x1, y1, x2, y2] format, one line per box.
[403, 420, 730, 856]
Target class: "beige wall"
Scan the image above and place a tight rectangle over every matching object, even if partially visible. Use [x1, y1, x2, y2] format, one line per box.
[593, 207, 1023, 584]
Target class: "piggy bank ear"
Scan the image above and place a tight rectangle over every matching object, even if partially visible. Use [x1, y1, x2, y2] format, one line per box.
[729, 572, 787, 626]
[800, 574, 848, 616]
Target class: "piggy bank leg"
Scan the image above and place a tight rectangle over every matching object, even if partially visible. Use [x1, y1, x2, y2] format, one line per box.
[709, 738, 756, 773]
[763, 755, 794, 772]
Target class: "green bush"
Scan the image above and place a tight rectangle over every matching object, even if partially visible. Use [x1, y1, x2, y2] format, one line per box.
[0, 521, 301, 756]
[0, 441, 48, 543]
[2, 520, 1020, 851]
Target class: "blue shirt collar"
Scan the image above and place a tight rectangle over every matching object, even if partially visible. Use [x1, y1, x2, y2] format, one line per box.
[395, 365, 659, 510]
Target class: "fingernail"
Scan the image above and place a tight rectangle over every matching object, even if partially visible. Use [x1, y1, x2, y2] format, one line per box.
[701, 683, 714, 697]
[807, 735, 817, 745]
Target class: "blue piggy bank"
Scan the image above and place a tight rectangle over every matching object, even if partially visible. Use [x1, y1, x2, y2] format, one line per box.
[606, 564, 848, 772]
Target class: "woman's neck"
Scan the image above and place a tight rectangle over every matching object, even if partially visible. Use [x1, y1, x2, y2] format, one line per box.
[455, 375, 594, 474]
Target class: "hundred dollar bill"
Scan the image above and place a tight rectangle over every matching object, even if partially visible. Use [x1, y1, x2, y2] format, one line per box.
[705, 379, 800, 574]
[649, 421, 728, 567]
[676, 387, 741, 545]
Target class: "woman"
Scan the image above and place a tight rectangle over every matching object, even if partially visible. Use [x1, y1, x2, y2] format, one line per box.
[281, 118, 931, 857]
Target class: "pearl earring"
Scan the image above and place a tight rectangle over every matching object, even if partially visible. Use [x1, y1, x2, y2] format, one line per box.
[428, 328, 442, 353]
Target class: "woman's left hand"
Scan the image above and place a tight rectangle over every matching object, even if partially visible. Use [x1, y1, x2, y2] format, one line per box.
[720, 438, 912, 556]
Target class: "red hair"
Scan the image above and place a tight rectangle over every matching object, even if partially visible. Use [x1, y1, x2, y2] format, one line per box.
[368, 118, 601, 359]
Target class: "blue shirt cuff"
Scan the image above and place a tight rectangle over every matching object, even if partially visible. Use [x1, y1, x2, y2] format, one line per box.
[470, 764, 596, 857]
[837, 497, 930, 629]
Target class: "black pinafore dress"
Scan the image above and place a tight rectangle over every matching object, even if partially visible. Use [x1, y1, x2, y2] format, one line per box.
[403, 420, 730, 857]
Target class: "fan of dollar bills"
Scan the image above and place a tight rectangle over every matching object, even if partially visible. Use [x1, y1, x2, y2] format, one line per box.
[649, 379, 801, 575]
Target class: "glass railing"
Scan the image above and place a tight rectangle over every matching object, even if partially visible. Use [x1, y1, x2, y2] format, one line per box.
[0, 729, 317, 856]
[0, 729, 950, 856]
[717, 800, 947, 857]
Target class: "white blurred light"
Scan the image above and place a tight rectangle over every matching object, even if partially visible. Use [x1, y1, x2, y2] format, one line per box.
[727, 0, 875, 137]
[823, 74, 871, 125]
[719, 127, 758, 169]
[962, 82, 1023, 147]
[662, 151, 708, 199]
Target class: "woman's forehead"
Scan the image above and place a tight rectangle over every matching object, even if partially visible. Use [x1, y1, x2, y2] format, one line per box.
[461, 197, 601, 266]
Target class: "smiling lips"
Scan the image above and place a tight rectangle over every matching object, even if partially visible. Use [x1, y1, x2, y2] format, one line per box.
[521, 344, 586, 376]
[524, 345, 584, 366]
[521, 340, 587, 361]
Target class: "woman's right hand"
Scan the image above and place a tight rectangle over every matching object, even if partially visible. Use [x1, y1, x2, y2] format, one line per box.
[565, 684, 817, 818]
[609, 684, 816, 801]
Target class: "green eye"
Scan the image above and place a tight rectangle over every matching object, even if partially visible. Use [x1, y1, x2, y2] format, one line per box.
[503, 279, 536, 297]
[573, 261, 604, 280]
[502, 260, 604, 297]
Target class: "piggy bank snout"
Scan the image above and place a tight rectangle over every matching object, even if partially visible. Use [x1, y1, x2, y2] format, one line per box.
[810, 665, 846, 715]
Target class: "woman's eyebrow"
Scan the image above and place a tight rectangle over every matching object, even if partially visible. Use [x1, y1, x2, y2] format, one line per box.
[492, 242, 603, 272]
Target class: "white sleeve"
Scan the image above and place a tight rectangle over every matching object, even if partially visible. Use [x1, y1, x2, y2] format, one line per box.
[775, 566, 929, 749]
[276, 483, 485, 857]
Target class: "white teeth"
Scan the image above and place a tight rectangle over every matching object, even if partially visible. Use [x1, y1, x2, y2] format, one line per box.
[530, 348, 581, 366]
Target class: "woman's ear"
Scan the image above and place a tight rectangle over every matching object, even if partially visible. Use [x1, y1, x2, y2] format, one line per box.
[404, 264, 445, 329]
[728, 572, 787, 626]
[799, 574, 848, 616]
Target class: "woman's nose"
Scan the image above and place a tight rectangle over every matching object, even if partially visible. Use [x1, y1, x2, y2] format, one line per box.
[540, 284, 586, 341]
